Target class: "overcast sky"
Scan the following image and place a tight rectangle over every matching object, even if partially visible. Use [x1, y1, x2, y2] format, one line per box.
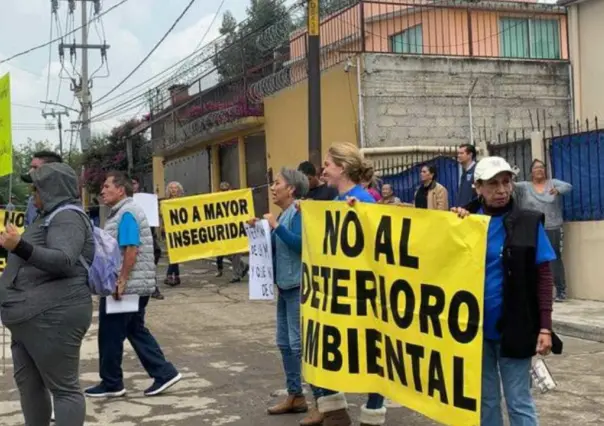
[0, 0, 254, 150]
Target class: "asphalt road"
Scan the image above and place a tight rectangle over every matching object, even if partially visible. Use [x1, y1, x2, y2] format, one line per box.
[0, 260, 603, 425]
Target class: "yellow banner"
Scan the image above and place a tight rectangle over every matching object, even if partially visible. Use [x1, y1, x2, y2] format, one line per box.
[0, 73, 12, 177]
[0, 209, 25, 233]
[0, 209, 25, 274]
[160, 189, 255, 263]
[300, 201, 489, 426]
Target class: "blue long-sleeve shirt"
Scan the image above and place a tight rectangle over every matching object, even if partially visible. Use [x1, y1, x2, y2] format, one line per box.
[271, 210, 302, 255]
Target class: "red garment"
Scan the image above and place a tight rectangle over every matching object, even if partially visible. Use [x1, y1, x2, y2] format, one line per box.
[367, 187, 382, 202]
[537, 262, 554, 330]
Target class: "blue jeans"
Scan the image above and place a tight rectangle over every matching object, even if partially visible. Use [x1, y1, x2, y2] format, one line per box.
[98, 296, 178, 389]
[481, 339, 537, 426]
[167, 263, 180, 276]
[311, 387, 385, 409]
[277, 287, 303, 396]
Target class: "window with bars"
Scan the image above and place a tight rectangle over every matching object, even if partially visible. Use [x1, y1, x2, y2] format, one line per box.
[500, 18, 561, 59]
[390, 24, 423, 54]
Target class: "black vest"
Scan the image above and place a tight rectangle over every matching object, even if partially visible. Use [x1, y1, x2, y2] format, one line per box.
[467, 199, 563, 358]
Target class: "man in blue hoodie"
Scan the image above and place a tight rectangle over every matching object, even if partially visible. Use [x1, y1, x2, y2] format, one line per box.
[456, 143, 478, 207]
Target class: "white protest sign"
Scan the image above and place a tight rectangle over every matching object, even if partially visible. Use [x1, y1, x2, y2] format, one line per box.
[244, 219, 274, 300]
[133, 193, 160, 227]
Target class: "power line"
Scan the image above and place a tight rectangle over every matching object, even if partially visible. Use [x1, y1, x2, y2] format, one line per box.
[93, 0, 227, 110]
[95, 0, 199, 104]
[0, 0, 130, 66]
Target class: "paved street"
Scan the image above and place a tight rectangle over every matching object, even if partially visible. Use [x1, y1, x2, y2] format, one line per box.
[0, 260, 603, 425]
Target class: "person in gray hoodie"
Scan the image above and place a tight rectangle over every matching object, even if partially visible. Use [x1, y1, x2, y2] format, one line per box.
[0, 162, 94, 426]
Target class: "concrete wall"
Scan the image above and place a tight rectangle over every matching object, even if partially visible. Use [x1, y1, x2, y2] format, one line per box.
[564, 221, 604, 301]
[361, 54, 571, 147]
[568, 0, 604, 121]
[264, 65, 359, 213]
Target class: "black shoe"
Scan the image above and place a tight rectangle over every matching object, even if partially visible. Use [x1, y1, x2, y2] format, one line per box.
[152, 288, 165, 300]
[229, 277, 241, 283]
[215, 270, 223, 278]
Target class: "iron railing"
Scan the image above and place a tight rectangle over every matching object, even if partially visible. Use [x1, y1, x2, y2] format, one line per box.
[373, 147, 460, 206]
[545, 117, 603, 222]
[145, 0, 568, 154]
[487, 129, 533, 181]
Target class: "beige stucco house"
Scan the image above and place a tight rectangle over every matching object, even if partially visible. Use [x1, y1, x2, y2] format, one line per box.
[562, 0, 604, 121]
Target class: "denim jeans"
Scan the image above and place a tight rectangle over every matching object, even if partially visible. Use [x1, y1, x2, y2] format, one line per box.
[98, 296, 178, 390]
[311, 387, 385, 409]
[481, 339, 537, 426]
[166, 263, 180, 277]
[546, 228, 566, 298]
[276, 286, 303, 396]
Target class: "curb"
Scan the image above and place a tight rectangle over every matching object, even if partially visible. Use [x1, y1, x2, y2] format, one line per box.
[553, 319, 604, 343]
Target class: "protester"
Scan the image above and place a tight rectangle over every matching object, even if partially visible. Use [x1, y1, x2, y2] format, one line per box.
[22, 150, 63, 226]
[85, 171, 181, 398]
[164, 181, 184, 286]
[360, 173, 382, 202]
[308, 141, 387, 426]
[132, 177, 164, 300]
[515, 159, 572, 301]
[0, 162, 94, 426]
[215, 181, 249, 282]
[377, 183, 401, 205]
[298, 161, 338, 201]
[456, 143, 478, 207]
[414, 165, 449, 210]
[452, 156, 561, 426]
[256, 168, 309, 416]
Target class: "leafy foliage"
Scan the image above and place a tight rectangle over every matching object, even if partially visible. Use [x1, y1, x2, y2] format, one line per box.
[0, 139, 83, 207]
[81, 119, 151, 194]
[213, 0, 292, 82]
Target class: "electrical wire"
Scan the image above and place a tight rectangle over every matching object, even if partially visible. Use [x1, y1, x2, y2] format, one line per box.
[95, 0, 200, 104]
[92, 0, 294, 111]
[0, 0, 130, 66]
[90, 0, 301, 122]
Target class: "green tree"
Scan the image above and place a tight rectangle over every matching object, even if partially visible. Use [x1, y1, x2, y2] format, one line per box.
[213, 0, 292, 82]
[81, 119, 151, 194]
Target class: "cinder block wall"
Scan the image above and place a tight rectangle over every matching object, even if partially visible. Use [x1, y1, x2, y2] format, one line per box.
[361, 54, 571, 147]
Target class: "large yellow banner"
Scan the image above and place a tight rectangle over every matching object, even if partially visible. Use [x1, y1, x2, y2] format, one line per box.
[300, 201, 489, 426]
[0, 73, 12, 177]
[160, 189, 255, 263]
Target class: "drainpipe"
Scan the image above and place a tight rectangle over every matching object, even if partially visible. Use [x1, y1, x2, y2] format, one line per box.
[356, 55, 366, 148]
[468, 78, 478, 146]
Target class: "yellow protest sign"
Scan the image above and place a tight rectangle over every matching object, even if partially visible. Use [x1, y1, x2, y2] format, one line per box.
[0, 209, 25, 233]
[160, 189, 255, 263]
[300, 201, 489, 426]
[0, 209, 25, 275]
[0, 73, 12, 177]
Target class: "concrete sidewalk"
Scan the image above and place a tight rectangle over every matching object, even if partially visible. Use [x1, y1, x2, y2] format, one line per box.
[553, 299, 604, 343]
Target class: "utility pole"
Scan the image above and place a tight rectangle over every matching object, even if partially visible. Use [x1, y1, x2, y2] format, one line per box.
[58, 0, 110, 151]
[40, 107, 70, 157]
[307, 0, 321, 168]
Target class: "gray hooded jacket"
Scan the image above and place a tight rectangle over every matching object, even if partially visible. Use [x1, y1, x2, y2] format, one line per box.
[0, 163, 94, 325]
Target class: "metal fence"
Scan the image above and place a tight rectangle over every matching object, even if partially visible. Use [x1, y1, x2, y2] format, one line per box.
[373, 147, 459, 206]
[545, 117, 604, 222]
[487, 131, 532, 181]
[144, 0, 568, 154]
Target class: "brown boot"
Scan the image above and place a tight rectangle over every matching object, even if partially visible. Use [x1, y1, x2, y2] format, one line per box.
[318, 393, 351, 426]
[359, 404, 387, 426]
[300, 404, 324, 425]
[267, 395, 308, 415]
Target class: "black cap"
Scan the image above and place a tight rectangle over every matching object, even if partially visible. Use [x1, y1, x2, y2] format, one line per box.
[21, 173, 33, 184]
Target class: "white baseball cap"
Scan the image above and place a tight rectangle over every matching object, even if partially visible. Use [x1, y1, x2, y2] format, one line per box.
[474, 156, 517, 181]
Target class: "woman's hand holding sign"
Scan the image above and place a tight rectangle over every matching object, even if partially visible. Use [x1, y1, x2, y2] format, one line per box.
[263, 213, 278, 229]
[451, 207, 471, 219]
[0, 223, 21, 251]
[536, 329, 552, 356]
